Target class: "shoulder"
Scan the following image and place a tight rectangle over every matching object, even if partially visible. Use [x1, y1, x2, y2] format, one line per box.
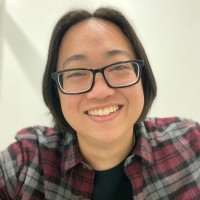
[0, 126, 62, 198]
[144, 117, 200, 153]
[0, 126, 65, 166]
[144, 117, 200, 137]
[0, 126, 61, 165]
[15, 126, 60, 148]
[16, 125, 58, 138]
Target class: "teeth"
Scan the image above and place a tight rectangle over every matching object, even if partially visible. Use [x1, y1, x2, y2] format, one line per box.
[88, 106, 119, 116]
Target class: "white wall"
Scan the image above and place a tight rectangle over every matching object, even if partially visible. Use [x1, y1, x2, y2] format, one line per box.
[0, 0, 4, 98]
[0, 0, 200, 150]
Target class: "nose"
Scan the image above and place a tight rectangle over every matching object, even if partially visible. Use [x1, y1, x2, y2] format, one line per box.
[86, 73, 115, 99]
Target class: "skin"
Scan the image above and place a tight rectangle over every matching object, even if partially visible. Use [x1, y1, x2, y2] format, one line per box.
[57, 18, 144, 170]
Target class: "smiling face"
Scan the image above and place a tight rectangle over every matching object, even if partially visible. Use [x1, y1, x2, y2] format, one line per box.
[57, 18, 144, 147]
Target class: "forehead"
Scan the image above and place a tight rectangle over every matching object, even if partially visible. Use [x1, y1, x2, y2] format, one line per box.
[60, 18, 133, 51]
[57, 18, 136, 69]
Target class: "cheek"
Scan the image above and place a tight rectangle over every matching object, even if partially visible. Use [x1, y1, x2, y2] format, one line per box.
[135, 84, 144, 103]
[126, 82, 144, 112]
[128, 80, 144, 98]
[59, 93, 81, 123]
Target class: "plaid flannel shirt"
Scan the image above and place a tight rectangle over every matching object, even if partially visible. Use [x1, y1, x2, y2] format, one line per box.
[0, 117, 200, 200]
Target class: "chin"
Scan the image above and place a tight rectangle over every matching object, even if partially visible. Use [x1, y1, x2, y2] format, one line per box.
[92, 131, 123, 144]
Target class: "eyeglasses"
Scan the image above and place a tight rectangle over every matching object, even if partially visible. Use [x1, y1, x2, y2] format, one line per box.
[51, 60, 144, 95]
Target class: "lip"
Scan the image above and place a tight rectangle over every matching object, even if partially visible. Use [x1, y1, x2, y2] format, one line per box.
[85, 105, 123, 122]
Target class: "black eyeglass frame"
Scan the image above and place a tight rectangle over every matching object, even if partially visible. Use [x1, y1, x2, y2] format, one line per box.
[51, 60, 144, 95]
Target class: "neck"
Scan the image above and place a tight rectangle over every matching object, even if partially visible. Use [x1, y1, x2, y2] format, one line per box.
[77, 132, 134, 171]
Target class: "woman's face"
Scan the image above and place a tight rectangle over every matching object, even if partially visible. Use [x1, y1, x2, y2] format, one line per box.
[57, 19, 144, 146]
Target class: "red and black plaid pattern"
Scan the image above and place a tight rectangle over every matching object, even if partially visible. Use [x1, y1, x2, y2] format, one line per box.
[0, 117, 200, 199]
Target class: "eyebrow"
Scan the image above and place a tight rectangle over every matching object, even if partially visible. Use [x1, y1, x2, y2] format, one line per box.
[62, 49, 132, 68]
[63, 54, 87, 68]
[105, 49, 132, 59]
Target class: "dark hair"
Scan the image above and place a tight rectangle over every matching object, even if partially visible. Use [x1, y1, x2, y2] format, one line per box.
[42, 7, 157, 133]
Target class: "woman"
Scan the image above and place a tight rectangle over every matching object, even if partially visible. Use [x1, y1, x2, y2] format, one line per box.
[0, 7, 200, 200]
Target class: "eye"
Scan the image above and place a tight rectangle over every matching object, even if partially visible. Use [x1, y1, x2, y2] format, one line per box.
[66, 71, 88, 79]
[115, 65, 126, 70]
[68, 72, 83, 78]
[109, 64, 130, 72]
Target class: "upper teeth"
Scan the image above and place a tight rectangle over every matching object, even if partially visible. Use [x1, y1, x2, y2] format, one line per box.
[88, 106, 119, 116]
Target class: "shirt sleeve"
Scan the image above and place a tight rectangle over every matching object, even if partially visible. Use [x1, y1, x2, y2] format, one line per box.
[0, 141, 24, 199]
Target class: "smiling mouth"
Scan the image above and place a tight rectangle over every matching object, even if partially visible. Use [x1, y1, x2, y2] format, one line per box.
[87, 105, 122, 117]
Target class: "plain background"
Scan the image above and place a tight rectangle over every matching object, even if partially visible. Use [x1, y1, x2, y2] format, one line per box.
[0, 0, 200, 150]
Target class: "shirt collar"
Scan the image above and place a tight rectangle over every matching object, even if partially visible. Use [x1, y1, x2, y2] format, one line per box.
[126, 121, 154, 165]
[60, 120, 154, 175]
[60, 130, 85, 176]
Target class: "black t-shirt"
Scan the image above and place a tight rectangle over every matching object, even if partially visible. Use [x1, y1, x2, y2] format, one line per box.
[92, 161, 133, 200]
